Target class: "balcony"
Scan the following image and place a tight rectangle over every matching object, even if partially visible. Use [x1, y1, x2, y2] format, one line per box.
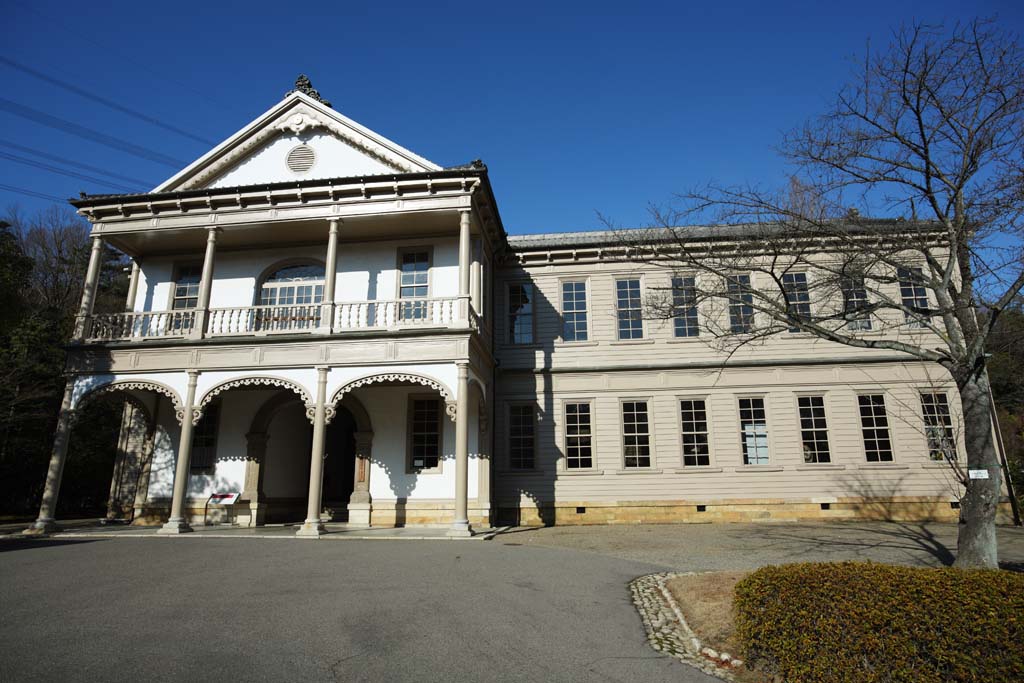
[82, 296, 479, 343]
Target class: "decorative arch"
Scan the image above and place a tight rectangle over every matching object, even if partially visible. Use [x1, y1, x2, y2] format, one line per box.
[330, 372, 457, 422]
[74, 379, 182, 424]
[197, 376, 313, 425]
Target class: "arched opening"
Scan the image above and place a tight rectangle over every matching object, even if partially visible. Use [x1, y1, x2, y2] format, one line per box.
[322, 407, 357, 520]
[255, 261, 326, 331]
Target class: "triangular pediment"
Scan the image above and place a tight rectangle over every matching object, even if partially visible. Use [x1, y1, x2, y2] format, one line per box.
[154, 92, 441, 192]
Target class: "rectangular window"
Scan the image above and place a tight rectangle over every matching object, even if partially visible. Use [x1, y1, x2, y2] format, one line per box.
[399, 250, 430, 320]
[727, 274, 755, 333]
[921, 392, 955, 461]
[672, 276, 699, 338]
[564, 402, 593, 469]
[190, 401, 220, 472]
[841, 275, 872, 331]
[509, 404, 536, 470]
[782, 272, 810, 332]
[797, 396, 831, 463]
[507, 283, 534, 344]
[621, 401, 651, 468]
[561, 280, 589, 342]
[679, 399, 710, 467]
[408, 398, 441, 470]
[172, 265, 201, 310]
[858, 394, 894, 462]
[615, 278, 644, 339]
[738, 397, 769, 464]
[898, 267, 930, 327]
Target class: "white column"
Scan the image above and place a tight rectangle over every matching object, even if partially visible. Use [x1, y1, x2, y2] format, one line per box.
[72, 236, 104, 340]
[458, 210, 471, 324]
[24, 380, 76, 535]
[320, 219, 339, 333]
[159, 370, 199, 534]
[189, 228, 218, 339]
[125, 260, 140, 312]
[297, 366, 329, 538]
[470, 238, 482, 318]
[448, 363, 473, 537]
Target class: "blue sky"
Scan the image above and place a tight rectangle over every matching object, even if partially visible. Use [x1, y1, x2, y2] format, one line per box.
[2, 0, 1021, 235]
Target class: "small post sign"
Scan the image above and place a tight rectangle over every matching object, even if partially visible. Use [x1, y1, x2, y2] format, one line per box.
[204, 492, 240, 526]
[968, 469, 990, 480]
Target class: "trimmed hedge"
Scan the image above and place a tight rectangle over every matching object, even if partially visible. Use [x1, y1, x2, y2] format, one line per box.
[733, 562, 1024, 683]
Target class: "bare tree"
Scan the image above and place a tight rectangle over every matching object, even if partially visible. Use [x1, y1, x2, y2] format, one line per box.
[612, 19, 1024, 568]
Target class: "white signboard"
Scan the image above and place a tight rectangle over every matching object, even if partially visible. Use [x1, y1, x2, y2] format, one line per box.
[968, 469, 990, 480]
[208, 492, 240, 505]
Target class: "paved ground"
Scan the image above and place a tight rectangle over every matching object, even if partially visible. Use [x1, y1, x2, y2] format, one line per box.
[2, 521, 1021, 682]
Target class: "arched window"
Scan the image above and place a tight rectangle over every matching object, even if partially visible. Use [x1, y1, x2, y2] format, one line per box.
[256, 263, 325, 331]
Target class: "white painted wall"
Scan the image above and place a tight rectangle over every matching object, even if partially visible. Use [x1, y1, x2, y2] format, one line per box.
[208, 132, 395, 188]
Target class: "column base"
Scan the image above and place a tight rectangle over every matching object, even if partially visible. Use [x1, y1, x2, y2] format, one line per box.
[157, 518, 193, 534]
[295, 519, 326, 538]
[447, 521, 474, 538]
[347, 502, 372, 527]
[23, 518, 58, 535]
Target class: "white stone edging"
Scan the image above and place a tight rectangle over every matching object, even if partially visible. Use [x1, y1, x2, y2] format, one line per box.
[629, 572, 745, 680]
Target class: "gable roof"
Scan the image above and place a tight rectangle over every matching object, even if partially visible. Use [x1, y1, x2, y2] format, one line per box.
[153, 91, 442, 192]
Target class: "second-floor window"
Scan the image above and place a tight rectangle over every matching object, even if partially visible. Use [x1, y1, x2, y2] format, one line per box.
[172, 265, 201, 310]
[782, 272, 810, 332]
[399, 250, 430, 320]
[841, 275, 872, 331]
[616, 278, 643, 339]
[561, 281, 589, 341]
[898, 266, 930, 328]
[727, 274, 755, 333]
[258, 263, 324, 330]
[508, 283, 534, 344]
[672, 276, 699, 338]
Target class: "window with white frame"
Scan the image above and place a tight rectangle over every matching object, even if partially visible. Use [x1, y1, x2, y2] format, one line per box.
[858, 394, 894, 462]
[621, 401, 651, 468]
[615, 278, 644, 339]
[841, 275, 872, 331]
[398, 250, 430, 320]
[679, 399, 710, 467]
[561, 280, 589, 341]
[738, 397, 769, 464]
[507, 283, 534, 344]
[898, 266, 930, 327]
[672, 276, 699, 337]
[782, 272, 810, 332]
[509, 404, 536, 469]
[727, 274, 755, 333]
[920, 392, 955, 461]
[190, 401, 220, 472]
[797, 396, 831, 463]
[408, 397, 442, 471]
[564, 402, 593, 469]
[171, 264, 201, 331]
[257, 263, 325, 330]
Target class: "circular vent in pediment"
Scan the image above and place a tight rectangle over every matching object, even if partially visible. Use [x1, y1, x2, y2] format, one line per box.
[286, 144, 316, 174]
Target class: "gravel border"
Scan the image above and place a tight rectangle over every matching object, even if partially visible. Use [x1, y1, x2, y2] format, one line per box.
[630, 572, 745, 681]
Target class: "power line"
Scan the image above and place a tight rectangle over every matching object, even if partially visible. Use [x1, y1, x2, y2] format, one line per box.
[0, 97, 188, 167]
[0, 150, 139, 192]
[0, 139, 156, 187]
[0, 56, 217, 147]
[0, 183, 67, 203]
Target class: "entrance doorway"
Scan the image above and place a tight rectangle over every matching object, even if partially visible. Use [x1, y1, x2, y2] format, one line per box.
[322, 407, 356, 520]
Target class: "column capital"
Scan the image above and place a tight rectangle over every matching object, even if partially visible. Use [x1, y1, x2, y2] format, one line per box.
[205, 226, 221, 237]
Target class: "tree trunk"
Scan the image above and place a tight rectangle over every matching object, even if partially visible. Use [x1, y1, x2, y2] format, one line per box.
[954, 370, 1001, 568]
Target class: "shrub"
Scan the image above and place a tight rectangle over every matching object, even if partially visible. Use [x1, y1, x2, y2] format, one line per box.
[733, 562, 1024, 683]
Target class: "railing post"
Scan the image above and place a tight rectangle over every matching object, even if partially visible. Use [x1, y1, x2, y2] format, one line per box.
[321, 218, 339, 334]
[73, 235, 104, 341]
[189, 227, 219, 340]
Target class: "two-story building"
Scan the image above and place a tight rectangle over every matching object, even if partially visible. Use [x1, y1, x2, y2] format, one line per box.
[26, 80, 1005, 537]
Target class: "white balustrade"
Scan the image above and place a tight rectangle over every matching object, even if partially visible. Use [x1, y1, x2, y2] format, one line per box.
[86, 310, 195, 341]
[334, 296, 463, 331]
[207, 304, 322, 335]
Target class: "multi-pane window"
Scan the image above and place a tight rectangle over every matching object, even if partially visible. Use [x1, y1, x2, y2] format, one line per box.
[858, 394, 894, 462]
[621, 401, 651, 468]
[190, 401, 220, 472]
[738, 397, 769, 464]
[615, 278, 644, 339]
[898, 267, 930, 327]
[408, 398, 441, 470]
[561, 281, 589, 342]
[258, 263, 325, 330]
[797, 396, 831, 463]
[508, 283, 534, 344]
[841, 275, 872, 331]
[172, 265, 201, 310]
[921, 392, 955, 461]
[679, 399, 710, 467]
[509, 404, 536, 470]
[564, 402, 593, 469]
[782, 272, 810, 332]
[672, 276, 699, 338]
[727, 274, 755, 333]
[399, 251, 430, 320]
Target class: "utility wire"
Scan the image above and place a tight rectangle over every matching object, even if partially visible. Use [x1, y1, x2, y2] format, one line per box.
[0, 56, 217, 147]
[0, 140, 156, 187]
[0, 97, 188, 167]
[0, 183, 67, 203]
[0, 150, 139, 192]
